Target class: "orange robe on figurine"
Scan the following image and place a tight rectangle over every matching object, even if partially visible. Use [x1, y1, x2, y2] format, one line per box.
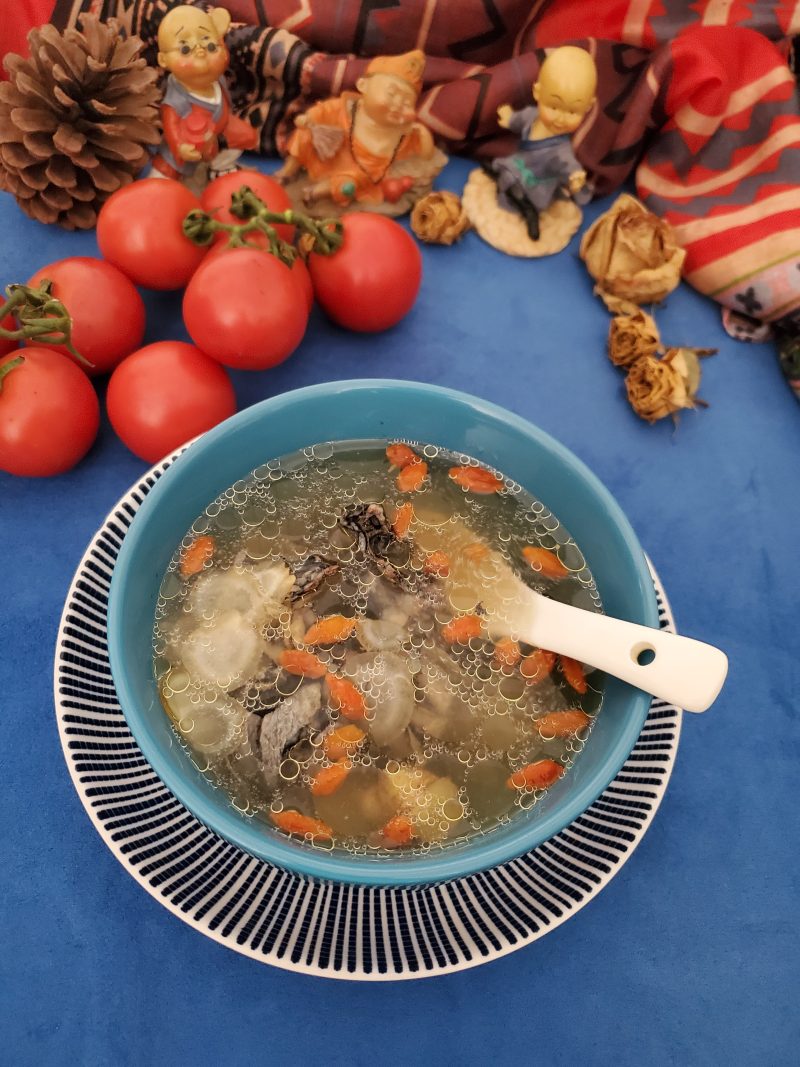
[278, 50, 436, 207]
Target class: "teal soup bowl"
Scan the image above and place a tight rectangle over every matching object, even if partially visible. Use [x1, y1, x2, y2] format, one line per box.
[108, 379, 658, 886]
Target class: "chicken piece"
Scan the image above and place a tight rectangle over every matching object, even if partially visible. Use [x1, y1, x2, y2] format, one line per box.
[258, 682, 325, 785]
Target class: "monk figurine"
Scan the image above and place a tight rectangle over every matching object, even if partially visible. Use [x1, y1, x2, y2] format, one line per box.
[275, 50, 447, 216]
[463, 46, 598, 257]
[151, 4, 258, 184]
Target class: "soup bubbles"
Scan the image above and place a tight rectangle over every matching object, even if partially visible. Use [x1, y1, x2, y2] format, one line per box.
[153, 440, 603, 855]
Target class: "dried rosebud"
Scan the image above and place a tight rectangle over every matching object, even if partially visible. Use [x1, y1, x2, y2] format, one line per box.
[608, 309, 660, 368]
[625, 354, 689, 422]
[624, 345, 715, 423]
[580, 194, 686, 305]
[411, 191, 470, 245]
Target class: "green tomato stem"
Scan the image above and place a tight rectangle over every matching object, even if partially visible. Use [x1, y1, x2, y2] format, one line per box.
[182, 185, 344, 266]
[0, 355, 24, 393]
[0, 281, 92, 368]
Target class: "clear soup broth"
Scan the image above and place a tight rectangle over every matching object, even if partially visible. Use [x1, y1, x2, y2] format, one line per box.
[153, 440, 604, 856]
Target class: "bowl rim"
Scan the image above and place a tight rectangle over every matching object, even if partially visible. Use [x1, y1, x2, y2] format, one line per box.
[108, 378, 658, 886]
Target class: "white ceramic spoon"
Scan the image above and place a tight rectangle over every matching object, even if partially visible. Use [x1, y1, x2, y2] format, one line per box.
[490, 580, 728, 713]
[440, 532, 728, 713]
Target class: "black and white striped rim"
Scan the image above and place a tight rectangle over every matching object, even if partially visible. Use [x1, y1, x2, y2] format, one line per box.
[54, 451, 682, 981]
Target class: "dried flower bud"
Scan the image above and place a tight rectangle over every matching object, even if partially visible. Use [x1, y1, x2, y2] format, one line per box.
[580, 193, 686, 305]
[608, 309, 660, 367]
[625, 355, 687, 422]
[411, 191, 470, 245]
[625, 346, 715, 423]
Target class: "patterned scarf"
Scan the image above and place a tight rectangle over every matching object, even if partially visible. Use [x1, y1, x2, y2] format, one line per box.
[51, 0, 800, 399]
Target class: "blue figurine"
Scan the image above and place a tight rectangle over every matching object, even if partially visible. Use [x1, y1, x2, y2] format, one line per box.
[487, 46, 597, 241]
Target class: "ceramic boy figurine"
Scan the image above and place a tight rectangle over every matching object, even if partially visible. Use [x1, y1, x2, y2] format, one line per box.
[276, 49, 445, 213]
[487, 46, 597, 241]
[151, 4, 258, 182]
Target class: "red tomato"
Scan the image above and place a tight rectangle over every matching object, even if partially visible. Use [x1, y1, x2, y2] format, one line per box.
[26, 257, 145, 376]
[182, 248, 308, 370]
[308, 214, 422, 332]
[200, 170, 293, 243]
[106, 341, 237, 464]
[201, 244, 312, 313]
[0, 313, 18, 357]
[0, 347, 99, 477]
[97, 178, 207, 290]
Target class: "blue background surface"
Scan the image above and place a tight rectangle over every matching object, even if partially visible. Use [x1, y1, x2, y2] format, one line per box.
[1, 156, 797, 1065]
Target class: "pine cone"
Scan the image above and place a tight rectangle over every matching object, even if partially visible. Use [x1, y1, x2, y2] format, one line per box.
[0, 15, 161, 230]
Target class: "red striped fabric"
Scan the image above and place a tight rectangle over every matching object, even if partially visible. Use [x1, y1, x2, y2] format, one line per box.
[37, 0, 800, 339]
[0, 1, 56, 75]
[636, 25, 800, 323]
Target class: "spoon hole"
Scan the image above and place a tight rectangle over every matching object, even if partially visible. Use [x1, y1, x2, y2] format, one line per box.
[633, 644, 656, 666]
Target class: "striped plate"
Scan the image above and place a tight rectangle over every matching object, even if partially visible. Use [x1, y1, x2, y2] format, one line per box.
[54, 453, 681, 981]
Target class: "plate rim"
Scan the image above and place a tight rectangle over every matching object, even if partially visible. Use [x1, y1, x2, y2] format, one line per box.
[54, 447, 683, 981]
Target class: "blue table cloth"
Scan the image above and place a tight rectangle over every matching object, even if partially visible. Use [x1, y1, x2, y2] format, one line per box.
[1, 157, 797, 1065]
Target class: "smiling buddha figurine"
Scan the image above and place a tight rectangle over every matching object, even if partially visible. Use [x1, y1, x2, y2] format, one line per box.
[464, 46, 597, 257]
[151, 4, 258, 184]
[275, 49, 446, 216]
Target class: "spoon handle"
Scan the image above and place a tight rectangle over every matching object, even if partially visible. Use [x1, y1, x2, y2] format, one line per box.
[520, 595, 728, 713]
